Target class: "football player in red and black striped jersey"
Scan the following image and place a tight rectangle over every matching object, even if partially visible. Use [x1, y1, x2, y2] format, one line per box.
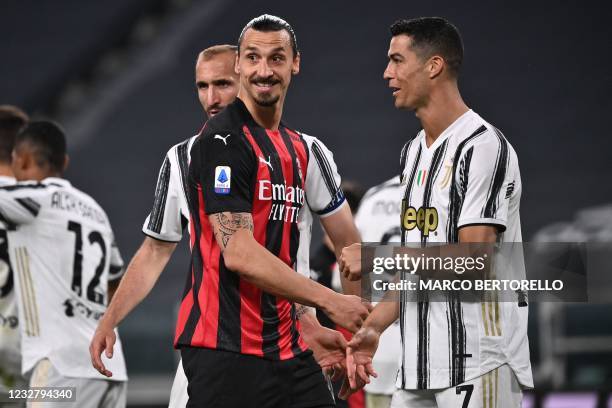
[180, 15, 372, 407]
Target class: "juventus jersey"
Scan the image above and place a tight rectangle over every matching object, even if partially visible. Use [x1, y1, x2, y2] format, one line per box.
[0, 178, 127, 380]
[355, 176, 403, 395]
[0, 175, 20, 391]
[397, 110, 532, 389]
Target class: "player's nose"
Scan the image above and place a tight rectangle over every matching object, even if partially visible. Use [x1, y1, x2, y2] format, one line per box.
[207, 87, 220, 105]
[383, 63, 393, 80]
[257, 60, 274, 78]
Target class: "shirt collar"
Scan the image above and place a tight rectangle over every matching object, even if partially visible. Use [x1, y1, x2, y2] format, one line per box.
[42, 177, 71, 187]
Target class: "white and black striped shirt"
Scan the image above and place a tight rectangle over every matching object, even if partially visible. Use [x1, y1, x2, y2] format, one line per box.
[397, 110, 533, 389]
[0, 177, 127, 380]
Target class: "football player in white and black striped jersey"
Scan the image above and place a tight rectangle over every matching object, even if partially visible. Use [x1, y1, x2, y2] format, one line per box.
[90, 45, 241, 408]
[0, 121, 127, 407]
[342, 17, 532, 408]
[0, 105, 29, 405]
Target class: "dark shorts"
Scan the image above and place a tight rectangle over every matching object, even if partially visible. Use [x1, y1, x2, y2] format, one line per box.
[181, 347, 336, 408]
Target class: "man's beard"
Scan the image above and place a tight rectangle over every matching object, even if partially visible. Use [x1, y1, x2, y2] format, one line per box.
[253, 93, 280, 107]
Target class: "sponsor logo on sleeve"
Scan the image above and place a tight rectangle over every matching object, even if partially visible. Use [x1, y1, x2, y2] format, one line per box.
[214, 166, 231, 194]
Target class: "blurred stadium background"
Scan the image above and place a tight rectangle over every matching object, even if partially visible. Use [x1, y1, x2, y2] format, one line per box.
[2, 0, 611, 406]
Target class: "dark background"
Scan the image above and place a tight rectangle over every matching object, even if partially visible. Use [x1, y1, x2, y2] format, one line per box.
[2, 0, 611, 404]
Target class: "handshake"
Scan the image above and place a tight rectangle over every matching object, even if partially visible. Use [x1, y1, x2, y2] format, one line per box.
[302, 243, 381, 399]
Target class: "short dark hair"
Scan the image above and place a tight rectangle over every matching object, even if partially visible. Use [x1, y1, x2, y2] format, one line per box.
[16, 121, 67, 173]
[390, 17, 463, 77]
[0, 105, 29, 164]
[238, 14, 298, 56]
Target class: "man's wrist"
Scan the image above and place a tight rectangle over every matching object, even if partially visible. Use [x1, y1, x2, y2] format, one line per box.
[315, 288, 337, 315]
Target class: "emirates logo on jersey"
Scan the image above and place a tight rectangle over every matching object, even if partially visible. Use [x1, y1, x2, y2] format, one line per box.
[258, 180, 305, 223]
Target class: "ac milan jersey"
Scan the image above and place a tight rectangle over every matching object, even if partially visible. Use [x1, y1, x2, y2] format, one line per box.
[175, 98, 345, 360]
[397, 110, 532, 389]
[141, 133, 331, 282]
[355, 176, 403, 395]
[0, 175, 20, 392]
[0, 177, 127, 380]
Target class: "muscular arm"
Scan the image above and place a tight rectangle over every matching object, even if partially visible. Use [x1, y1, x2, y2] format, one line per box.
[320, 203, 362, 296]
[210, 211, 336, 309]
[209, 211, 370, 332]
[99, 237, 177, 328]
[91, 236, 177, 376]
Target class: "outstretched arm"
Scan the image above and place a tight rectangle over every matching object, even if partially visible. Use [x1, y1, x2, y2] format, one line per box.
[90, 237, 176, 377]
[209, 211, 371, 332]
[320, 203, 362, 296]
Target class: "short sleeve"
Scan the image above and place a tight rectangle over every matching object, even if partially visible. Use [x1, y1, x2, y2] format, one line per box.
[0, 184, 45, 228]
[457, 133, 512, 231]
[304, 136, 345, 217]
[108, 234, 125, 282]
[200, 132, 256, 215]
[142, 149, 185, 242]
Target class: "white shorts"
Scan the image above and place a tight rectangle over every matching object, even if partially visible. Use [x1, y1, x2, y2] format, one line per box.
[27, 359, 126, 408]
[390, 364, 522, 408]
[168, 359, 188, 408]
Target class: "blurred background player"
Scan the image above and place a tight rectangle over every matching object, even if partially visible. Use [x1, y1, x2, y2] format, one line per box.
[0, 105, 29, 405]
[0, 121, 127, 407]
[353, 176, 403, 408]
[91, 44, 239, 408]
[343, 17, 532, 407]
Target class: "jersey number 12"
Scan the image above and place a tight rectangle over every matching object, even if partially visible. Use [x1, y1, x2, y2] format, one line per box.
[67, 221, 106, 305]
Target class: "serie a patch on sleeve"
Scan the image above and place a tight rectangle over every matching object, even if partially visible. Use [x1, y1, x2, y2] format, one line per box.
[214, 166, 231, 194]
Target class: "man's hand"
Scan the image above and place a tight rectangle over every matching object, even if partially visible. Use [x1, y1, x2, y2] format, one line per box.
[338, 326, 380, 398]
[89, 322, 116, 377]
[324, 293, 372, 333]
[302, 325, 348, 381]
[340, 243, 362, 281]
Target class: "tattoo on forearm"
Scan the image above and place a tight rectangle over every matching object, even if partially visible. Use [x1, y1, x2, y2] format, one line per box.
[213, 212, 253, 249]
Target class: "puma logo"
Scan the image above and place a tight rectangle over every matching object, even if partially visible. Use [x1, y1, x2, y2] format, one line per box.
[214, 134, 231, 145]
[259, 156, 273, 171]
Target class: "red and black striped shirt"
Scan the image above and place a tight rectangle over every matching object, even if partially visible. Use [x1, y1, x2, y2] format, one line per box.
[175, 98, 311, 360]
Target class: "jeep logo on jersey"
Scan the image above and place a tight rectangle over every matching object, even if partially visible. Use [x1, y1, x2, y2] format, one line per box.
[401, 202, 439, 236]
[258, 180, 305, 223]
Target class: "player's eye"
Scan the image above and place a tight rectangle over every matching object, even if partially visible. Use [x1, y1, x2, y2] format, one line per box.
[246, 54, 258, 62]
[197, 83, 208, 89]
[271, 55, 285, 63]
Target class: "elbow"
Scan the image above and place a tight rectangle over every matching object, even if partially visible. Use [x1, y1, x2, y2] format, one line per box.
[222, 232, 252, 278]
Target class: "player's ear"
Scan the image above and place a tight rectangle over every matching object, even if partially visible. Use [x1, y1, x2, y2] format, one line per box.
[291, 52, 300, 75]
[234, 52, 240, 75]
[10, 148, 25, 174]
[62, 154, 70, 173]
[428, 56, 444, 79]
